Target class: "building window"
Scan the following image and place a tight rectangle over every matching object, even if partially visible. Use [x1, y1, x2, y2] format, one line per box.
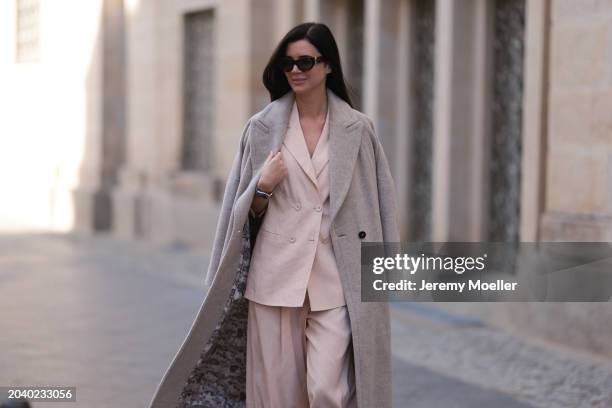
[181, 9, 215, 172]
[16, 0, 40, 63]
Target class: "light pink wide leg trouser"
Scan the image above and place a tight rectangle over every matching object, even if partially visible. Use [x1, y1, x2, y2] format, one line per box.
[246, 292, 356, 408]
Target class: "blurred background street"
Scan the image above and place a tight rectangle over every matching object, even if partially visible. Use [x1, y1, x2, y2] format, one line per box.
[1, 233, 611, 408]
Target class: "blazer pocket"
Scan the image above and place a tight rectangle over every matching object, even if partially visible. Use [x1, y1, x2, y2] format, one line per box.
[259, 227, 286, 243]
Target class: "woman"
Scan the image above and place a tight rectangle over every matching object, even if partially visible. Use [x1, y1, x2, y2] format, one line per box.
[149, 22, 399, 408]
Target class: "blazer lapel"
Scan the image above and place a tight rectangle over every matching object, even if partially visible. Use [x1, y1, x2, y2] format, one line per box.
[311, 102, 330, 178]
[283, 101, 319, 189]
[253, 88, 362, 225]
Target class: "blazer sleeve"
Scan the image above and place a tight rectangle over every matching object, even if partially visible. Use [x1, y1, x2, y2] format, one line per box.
[204, 118, 253, 289]
[366, 117, 401, 244]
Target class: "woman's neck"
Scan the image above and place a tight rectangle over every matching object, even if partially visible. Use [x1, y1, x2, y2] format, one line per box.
[295, 87, 328, 120]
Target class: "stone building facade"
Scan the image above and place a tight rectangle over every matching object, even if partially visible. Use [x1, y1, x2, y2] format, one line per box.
[3, 0, 611, 245]
[1, 0, 612, 352]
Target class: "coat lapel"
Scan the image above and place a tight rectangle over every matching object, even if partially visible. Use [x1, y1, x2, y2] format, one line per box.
[253, 88, 362, 225]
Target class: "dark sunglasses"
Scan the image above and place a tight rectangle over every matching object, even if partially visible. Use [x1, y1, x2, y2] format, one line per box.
[278, 55, 327, 72]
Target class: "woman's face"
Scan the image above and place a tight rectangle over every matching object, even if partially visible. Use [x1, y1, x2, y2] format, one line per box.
[283, 39, 331, 95]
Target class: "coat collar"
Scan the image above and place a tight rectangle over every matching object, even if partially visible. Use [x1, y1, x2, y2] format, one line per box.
[251, 88, 363, 225]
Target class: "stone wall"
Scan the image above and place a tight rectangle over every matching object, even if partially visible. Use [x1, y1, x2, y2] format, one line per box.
[541, 0, 612, 241]
[437, 0, 612, 357]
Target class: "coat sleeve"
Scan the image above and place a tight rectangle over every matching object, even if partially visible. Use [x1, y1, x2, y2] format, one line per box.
[366, 117, 401, 243]
[204, 118, 253, 289]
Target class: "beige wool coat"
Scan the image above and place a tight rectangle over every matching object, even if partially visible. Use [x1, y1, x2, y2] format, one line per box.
[148, 88, 400, 408]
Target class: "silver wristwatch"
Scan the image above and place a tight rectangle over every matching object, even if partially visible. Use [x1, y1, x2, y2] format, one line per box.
[255, 187, 273, 200]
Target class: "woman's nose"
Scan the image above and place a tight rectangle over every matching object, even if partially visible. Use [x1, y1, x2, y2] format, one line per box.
[291, 64, 302, 73]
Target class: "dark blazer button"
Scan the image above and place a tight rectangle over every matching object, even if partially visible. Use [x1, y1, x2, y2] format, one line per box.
[358, 230, 366, 239]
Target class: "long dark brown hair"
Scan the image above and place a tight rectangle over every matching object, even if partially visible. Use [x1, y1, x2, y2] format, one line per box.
[262, 22, 354, 107]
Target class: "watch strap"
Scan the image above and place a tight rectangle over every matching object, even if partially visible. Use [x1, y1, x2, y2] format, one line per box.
[255, 187, 273, 199]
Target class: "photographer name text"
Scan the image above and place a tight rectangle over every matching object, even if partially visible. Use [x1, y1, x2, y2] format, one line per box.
[372, 279, 517, 292]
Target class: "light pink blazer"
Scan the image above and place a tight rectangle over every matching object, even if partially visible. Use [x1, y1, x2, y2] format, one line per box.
[244, 99, 346, 311]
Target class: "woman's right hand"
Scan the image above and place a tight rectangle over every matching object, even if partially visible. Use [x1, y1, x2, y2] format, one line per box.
[257, 150, 288, 192]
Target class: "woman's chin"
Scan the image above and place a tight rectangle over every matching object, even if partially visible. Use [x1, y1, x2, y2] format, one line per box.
[292, 84, 316, 94]
[291, 84, 307, 91]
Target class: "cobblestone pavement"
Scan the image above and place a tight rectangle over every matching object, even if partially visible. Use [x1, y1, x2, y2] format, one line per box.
[390, 303, 612, 408]
[0, 233, 611, 408]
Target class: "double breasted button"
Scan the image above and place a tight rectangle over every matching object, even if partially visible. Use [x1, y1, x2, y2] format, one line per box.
[314, 205, 322, 212]
[294, 202, 302, 211]
[358, 230, 366, 239]
[289, 236, 296, 243]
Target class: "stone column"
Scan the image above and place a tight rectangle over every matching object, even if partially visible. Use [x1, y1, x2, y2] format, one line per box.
[363, 0, 380, 123]
[74, 0, 126, 233]
[539, 0, 612, 241]
[317, 0, 364, 111]
[520, 0, 550, 241]
[249, 0, 275, 113]
[394, 0, 412, 240]
[274, 0, 301, 42]
[363, 0, 403, 232]
[304, 0, 320, 21]
[112, 0, 159, 240]
[395, 0, 426, 241]
[431, 0, 493, 242]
